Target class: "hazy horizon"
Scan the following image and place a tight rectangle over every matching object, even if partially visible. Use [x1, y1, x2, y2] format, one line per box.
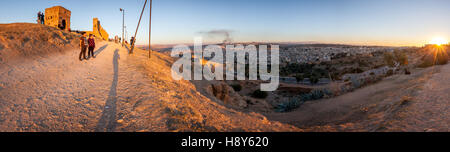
[137, 41, 422, 47]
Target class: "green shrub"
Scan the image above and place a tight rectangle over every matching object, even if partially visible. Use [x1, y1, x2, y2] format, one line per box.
[303, 72, 311, 79]
[300, 93, 312, 101]
[330, 72, 341, 80]
[275, 97, 303, 112]
[351, 77, 361, 88]
[309, 72, 320, 84]
[276, 88, 334, 112]
[386, 69, 394, 76]
[358, 60, 369, 67]
[400, 96, 413, 105]
[295, 74, 304, 82]
[404, 69, 411, 75]
[394, 50, 409, 65]
[313, 68, 329, 78]
[230, 84, 242, 92]
[322, 88, 333, 96]
[280, 63, 314, 76]
[384, 52, 395, 67]
[310, 90, 324, 100]
[354, 68, 364, 73]
[252, 90, 268, 99]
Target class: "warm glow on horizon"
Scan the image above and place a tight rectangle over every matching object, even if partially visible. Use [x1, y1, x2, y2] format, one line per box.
[429, 37, 448, 46]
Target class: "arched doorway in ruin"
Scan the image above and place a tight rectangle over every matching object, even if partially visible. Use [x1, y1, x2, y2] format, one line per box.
[61, 20, 66, 30]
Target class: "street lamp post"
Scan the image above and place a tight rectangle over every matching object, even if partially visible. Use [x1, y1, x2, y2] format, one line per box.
[120, 8, 125, 47]
[124, 26, 127, 43]
[149, 0, 153, 58]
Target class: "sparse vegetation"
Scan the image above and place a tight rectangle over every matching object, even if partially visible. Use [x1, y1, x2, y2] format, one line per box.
[418, 46, 449, 68]
[351, 77, 362, 88]
[386, 69, 394, 76]
[252, 90, 268, 99]
[394, 50, 408, 66]
[280, 63, 314, 76]
[400, 96, 413, 105]
[357, 59, 369, 67]
[230, 84, 242, 92]
[354, 68, 364, 73]
[384, 50, 409, 67]
[384, 52, 396, 67]
[295, 74, 304, 82]
[275, 89, 333, 112]
[404, 68, 411, 75]
[275, 97, 303, 112]
[309, 73, 320, 85]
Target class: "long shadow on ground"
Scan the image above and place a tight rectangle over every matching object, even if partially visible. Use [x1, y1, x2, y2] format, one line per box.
[94, 44, 109, 56]
[124, 45, 131, 53]
[95, 49, 120, 132]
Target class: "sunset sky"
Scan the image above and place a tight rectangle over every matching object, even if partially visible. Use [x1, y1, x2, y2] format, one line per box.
[0, 0, 449, 46]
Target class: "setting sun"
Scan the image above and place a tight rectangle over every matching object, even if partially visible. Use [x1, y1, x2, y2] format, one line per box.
[429, 37, 448, 46]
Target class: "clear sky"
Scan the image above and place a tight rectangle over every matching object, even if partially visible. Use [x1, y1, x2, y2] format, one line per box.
[1, 0, 449, 46]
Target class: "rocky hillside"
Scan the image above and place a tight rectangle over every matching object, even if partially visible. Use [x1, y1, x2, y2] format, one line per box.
[0, 23, 78, 64]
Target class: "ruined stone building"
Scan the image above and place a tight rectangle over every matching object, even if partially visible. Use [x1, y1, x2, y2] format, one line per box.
[43, 6, 109, 40]
[85, 18, 109, 41]
[45, 6, 71, 31]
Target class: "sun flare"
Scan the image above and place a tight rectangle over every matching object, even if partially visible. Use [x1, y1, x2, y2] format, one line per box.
[429, 37, 448, 46]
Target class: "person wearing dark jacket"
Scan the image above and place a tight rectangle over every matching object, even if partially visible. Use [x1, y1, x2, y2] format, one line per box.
[88, 34, 96, 58]
[130, 37, 135, 46]
[79, 33, 88, 61]
[37, 12, 43, 24]
[41, 13, 45, 24]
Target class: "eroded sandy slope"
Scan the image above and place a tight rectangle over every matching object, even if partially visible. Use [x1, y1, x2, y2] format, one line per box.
[266, 64, 449, 132]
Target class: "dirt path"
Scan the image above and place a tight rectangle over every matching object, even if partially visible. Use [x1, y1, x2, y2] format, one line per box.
[265, 64, 449, 132]
[384, 64, 450, 131]
[0, 41, 163, 131]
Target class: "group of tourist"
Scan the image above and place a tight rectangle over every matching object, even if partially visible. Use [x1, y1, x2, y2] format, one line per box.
[113, 36, 135, 46]
[37, 11, 45, 24]
[79, 33, 96, 61]
[78, 34, 134, 61]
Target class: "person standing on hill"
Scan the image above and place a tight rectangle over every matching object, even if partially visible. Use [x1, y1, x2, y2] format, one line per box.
[79, 33, 88, 61]
[130, 37, 135, 46]
[88, 34, 96, 58]
[37, 12, 42, 24]
[41, 12, 45, 24]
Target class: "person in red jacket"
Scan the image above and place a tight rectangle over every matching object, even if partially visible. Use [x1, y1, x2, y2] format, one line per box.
[88, 34, 96, 58]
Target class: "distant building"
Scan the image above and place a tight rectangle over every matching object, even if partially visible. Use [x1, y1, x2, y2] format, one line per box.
[45, 6, 71, 31]
[85, 18, 109, 41]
